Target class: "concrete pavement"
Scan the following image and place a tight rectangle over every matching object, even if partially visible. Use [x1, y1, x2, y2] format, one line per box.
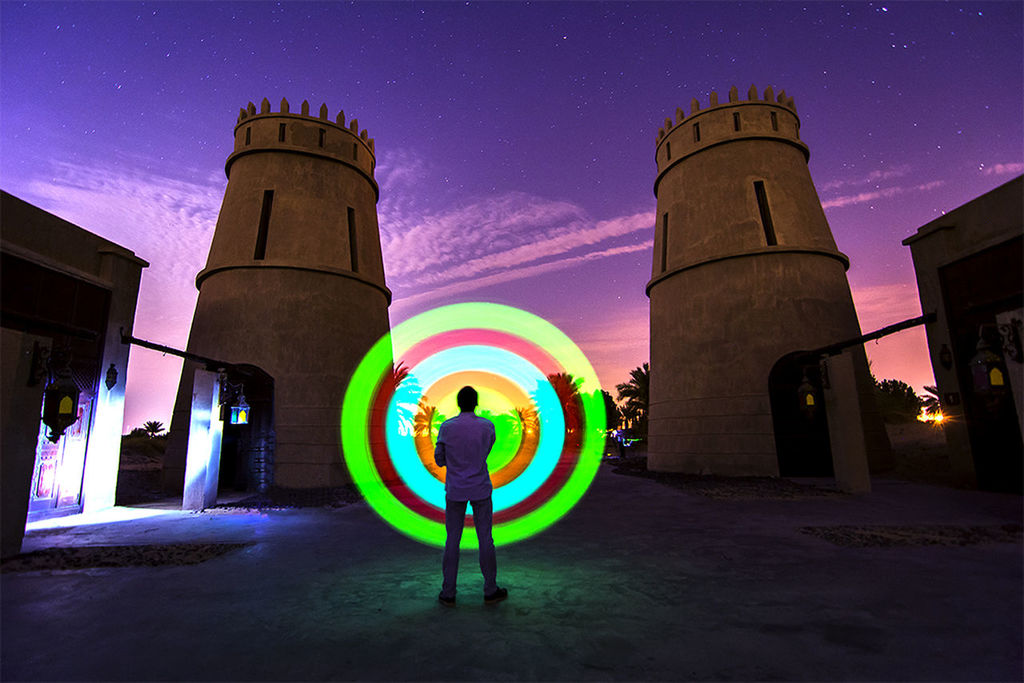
[2, 462, 1021, 681]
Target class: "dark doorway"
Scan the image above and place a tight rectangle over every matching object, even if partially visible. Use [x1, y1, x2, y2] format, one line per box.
[770, 353, 834, 477]
[939, 235, 1023, 493]
[218, 364, 275, 493]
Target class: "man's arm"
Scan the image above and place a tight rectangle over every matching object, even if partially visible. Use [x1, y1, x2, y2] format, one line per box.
[485, 420, 496, 454]
[434, 425, 447, 467]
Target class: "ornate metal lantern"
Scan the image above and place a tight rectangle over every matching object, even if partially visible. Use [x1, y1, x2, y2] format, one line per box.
[230, 393, 250, 425]
[798, 371, 817, 418]
[42, 374, 80, 443]
[969, 329, 1008, 396]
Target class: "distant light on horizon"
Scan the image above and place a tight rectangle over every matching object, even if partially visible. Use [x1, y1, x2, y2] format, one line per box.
[917, 408, 947, 425]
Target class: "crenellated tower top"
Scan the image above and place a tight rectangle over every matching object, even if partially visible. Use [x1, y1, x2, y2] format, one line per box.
[228, 97, 377, 184]
[654, 85, 805, 190]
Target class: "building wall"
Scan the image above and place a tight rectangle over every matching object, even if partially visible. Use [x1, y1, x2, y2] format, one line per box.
[903, 175, 1024, 491]
[0, 191, 147, 556]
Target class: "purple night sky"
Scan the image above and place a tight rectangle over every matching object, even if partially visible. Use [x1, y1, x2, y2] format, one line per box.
[2, 1, 1021, 431]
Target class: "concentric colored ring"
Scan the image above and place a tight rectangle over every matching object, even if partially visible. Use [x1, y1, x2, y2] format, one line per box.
[384, 345, 565, 512]
[341, 302, 605, 548]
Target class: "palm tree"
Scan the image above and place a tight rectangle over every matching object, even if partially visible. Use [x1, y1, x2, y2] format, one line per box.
[616, 363, 649, 439]
[515, 406, 539, 436]
[143, 420, 165, 438]
[547, 372, 582, 436]
[389, 360, 411, 389]
[601, 390, 621, 432]
[414, 401, 441, 439]
[920, 385, 943, 421]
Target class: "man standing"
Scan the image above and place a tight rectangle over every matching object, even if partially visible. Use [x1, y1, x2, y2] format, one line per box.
[434, 386, 508, 606]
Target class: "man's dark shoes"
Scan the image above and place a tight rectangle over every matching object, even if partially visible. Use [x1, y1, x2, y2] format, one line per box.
[484, 587, 508, 604]
[438, 593, 456, 607]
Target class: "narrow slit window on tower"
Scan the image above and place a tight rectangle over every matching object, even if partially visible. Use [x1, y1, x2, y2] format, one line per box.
[318, 128, 325, 148]
[770, 111, 778, 131]
[733, 113, 741, 131]
[245, 127, 251, 145]
[661, 213, 669, 272]
[352, 143, 358, 160]
[278, 123, 286, 142]
[666, 141, 672, 161]
[254, 190, 274, 260]
[753, 181, 777, 246]
[693, 122, 701, 143]
[347, 207, 358, 272]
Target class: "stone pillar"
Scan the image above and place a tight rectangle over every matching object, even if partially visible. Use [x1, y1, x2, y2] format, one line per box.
[182, 369, 223, 510]
[823, 351, 872, 494]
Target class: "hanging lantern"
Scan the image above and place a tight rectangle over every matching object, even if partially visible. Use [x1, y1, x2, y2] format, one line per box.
[104, 363, 119, 390]
[797, 371, 817, 419]
[230, 393, 250, 425]
[42, 375, 80, 443]
[970, 332, 1008, 396]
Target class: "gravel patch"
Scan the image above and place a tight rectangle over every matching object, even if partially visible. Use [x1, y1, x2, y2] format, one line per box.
[206, 485, 364, 511]
[1, 543, 252, 572]
[799, 524, 1023, 547]
[608, 455, 847, 500]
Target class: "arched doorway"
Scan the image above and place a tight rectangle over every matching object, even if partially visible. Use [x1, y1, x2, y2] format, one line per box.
[769, 353, 833, 476]
[218, 364, 275, 493]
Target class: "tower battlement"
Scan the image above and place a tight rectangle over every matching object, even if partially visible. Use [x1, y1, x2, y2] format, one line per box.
[655, 85, 804, 179]
[230, 98, 376, 181]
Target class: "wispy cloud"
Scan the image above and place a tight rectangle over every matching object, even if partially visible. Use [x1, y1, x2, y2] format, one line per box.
[392, 240, 653, 314]
[412, 209, 654, 286]
[378, 149, 656, 308]
[850, 282, 923, 333]
[822, 180, 944, 209]
[381, 191, 589, 280]
[819, 164, 912, 191]
[981, 162, 1024, 176]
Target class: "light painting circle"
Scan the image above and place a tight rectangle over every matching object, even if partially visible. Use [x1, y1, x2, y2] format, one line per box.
[341, 302, 606, 548]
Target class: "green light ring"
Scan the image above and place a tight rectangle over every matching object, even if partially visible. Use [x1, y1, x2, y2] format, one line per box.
[341, 303, 606, 548]
[384, 345, 565, 512]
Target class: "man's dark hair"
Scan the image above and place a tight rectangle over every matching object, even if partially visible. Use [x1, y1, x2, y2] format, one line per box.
[457, 386, 478, 412]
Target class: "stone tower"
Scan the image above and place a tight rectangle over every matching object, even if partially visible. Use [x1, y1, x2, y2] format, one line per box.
[165, 97, 391, 490]
[646, 85, 886, 477]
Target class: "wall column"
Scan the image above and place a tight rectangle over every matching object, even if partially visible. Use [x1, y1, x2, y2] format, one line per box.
[823, 350, 872, 494]
[182, 369, 223, 510]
